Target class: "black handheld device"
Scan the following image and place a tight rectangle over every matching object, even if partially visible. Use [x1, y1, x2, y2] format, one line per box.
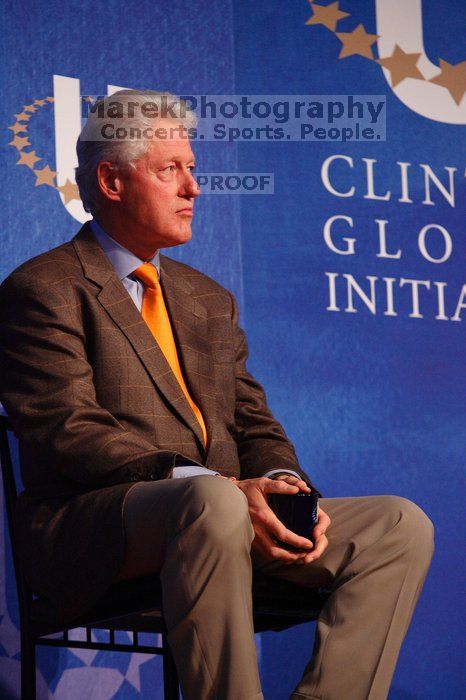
[268, 491, 319, 551]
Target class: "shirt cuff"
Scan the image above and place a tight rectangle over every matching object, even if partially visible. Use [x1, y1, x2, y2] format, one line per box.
[263, 469, 304, 480]
[172, 465, 221, 479]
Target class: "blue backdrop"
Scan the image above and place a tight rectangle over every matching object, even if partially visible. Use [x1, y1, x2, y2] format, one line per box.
[1, 0, 464, 697]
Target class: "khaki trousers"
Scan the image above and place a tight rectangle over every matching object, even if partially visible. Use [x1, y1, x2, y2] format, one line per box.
[117, 476, 434, 700]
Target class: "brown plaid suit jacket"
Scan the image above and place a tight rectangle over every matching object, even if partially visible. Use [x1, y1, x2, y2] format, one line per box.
[0, 223, 316, 621]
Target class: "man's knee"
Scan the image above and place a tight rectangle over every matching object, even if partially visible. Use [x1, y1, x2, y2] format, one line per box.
[379, 495, 435, 560]
[178, 476, 254, 548]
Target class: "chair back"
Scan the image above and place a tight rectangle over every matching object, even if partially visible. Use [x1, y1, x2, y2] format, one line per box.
[0, 415, 34, 621]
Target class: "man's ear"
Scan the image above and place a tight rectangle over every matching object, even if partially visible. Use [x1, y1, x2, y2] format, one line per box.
[96, 161, 123, 203]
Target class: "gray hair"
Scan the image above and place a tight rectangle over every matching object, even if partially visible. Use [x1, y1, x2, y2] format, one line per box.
[75, 89, 197, 216]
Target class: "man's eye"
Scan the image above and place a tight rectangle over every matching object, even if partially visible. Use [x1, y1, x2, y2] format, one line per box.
[163, 165, 176, 173]
[188, 165, 196, 172]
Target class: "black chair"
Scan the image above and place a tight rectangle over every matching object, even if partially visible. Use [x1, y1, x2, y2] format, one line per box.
[0, 414, 329, 699]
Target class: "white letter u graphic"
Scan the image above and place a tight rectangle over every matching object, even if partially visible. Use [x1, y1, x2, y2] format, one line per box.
[376, 0, 466, 124]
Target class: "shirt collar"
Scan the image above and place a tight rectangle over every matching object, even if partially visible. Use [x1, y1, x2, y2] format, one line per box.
[89, 218, 160, 281]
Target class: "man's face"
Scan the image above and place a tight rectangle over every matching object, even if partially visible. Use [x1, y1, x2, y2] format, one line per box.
[113, 119, 199, 256]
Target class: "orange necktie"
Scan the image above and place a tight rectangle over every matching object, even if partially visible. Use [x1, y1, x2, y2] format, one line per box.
[134, 263, 207, 446]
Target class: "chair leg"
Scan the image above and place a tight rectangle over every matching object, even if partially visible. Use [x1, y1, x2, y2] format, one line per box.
[20, 630, 36, 700]
[162, 633, 179, 700]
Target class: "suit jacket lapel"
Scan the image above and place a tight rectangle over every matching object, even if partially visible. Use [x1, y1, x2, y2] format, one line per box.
[72, 224, 208, 450]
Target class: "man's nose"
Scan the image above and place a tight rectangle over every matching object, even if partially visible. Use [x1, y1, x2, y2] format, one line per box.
[179, 170, 200, 198]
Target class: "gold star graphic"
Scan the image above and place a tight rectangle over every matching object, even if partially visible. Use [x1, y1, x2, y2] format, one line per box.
[17, 150, 41, 169]
[9, 135, 31, 150]
[46, 96, 55, 103]
[23, 104, 37, 113]
[306, 1, 350, 32]
[14, 111, 31, 122]
[430, 59, 466, 105]
[57, 179, 80, 204]
[34, 99, 46, 106]
[336, 23, 378, 60]
[33, 165, 56, 187]
[377, 45, 423, 87]
[8, 122, 28, 135]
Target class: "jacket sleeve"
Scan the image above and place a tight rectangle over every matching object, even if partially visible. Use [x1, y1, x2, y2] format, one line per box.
[0, 272, 201, 488]
[229, 293, 322, 495]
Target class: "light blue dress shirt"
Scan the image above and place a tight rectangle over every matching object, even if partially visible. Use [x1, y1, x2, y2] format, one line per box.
[90, 219, 302, 483]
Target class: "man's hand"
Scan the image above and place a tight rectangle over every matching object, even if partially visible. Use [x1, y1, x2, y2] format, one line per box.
[272, 473, 311, 494]
[234, 476, 316, 564]
[273, 474, 331, 564]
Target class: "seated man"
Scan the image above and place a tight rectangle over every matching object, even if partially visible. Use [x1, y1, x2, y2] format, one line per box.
[0, 90, 434, 700]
